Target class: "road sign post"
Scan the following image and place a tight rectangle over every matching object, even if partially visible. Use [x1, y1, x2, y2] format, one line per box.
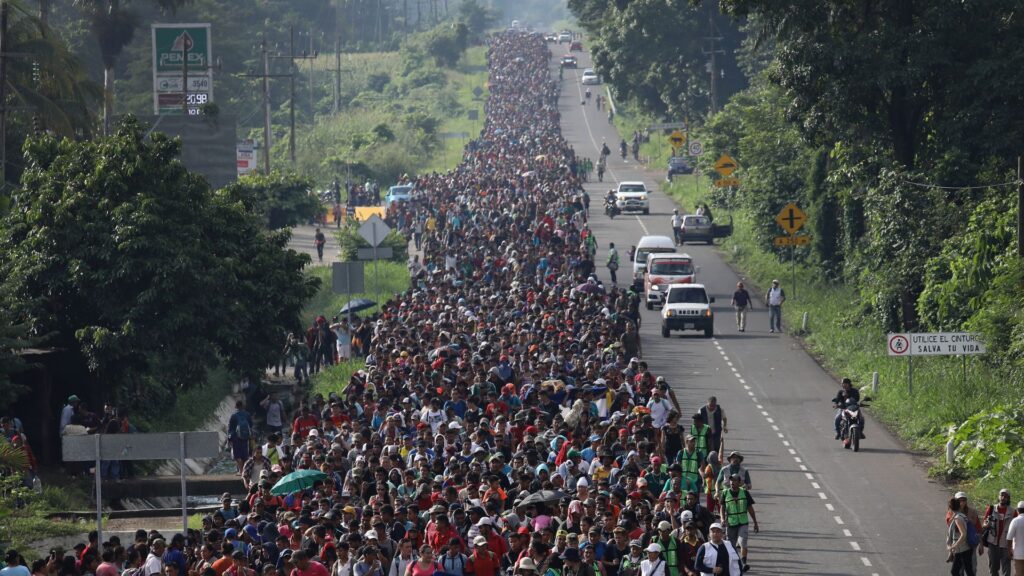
[358, 215, 392, 305]
[886, 332, 986, 394]
[774, 202, 808, 299]
[63, 432, 219, 545]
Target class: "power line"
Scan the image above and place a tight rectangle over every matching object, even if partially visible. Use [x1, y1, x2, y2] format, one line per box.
[902, 179, 1021, 191]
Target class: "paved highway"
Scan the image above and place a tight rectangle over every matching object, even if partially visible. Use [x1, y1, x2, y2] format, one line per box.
[554, 49, 951, 575]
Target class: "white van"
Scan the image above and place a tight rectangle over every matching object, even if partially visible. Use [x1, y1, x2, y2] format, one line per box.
[631, 235, 676, 278]
[644, 252, 697, 309]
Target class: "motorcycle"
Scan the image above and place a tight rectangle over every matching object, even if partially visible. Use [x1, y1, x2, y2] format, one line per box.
[604, 199, 620, 219]
[835, 397, 870, 452]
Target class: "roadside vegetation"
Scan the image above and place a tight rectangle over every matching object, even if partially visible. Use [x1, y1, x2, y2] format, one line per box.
[573, 0, 1024, 498]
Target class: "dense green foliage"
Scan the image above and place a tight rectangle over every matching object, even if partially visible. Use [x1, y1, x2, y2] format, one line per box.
[0, 118, 318, 410]
[221, 171, 321, 230]
[337, 224, 409, 263]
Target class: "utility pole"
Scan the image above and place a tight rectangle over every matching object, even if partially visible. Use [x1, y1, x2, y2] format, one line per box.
[332, 37, 341, 115]
[702, 4, 724, 116]
[262, 39, 272, 173]
[0, 0, 8, 191]
[270, 27, 316, 165]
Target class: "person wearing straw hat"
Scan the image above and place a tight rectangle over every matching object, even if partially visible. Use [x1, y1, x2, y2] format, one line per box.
[692, 524, 740, 576]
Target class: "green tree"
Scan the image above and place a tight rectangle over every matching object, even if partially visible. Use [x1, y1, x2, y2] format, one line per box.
[458, 0, 498, 37]
[0, 118, 318, 410]
[220, 171, 321, 230]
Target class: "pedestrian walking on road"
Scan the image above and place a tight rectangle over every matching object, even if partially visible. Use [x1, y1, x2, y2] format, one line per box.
[720, 475, 758, 573]
[314, 228, 326, 263]
[948, 496, 977, 576]
[693, 523, 741, 576]
[731, 282, 752, 332]
[607, 242, 620, 285]
[982, 489, 1015, 576]
[764, 279, 785, 333]
[1004, 501, 1024, 576]
[700, 397, 727, 460]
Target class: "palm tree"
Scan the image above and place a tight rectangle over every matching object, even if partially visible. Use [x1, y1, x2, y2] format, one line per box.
[73, 0, 190, 134]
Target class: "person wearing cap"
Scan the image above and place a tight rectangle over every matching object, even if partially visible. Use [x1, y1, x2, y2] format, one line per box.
[982, 489, 1015, 576]
[353, 547, 383, 576]
[516, 557, 539, 576]
[618, 540, 644, 576]
[59, 394, 81, 435]
[555, 547, 592, 576]
[678, 436, 703, 495]
[649, 522, 680, 576]
[764, 279, 785, 333]
[1005, 500, 1024, 576]
[719, 475, 757, 572]
[646, 386, 673, 430]
[693, 524, 740, 576]
[689, 414, 710, 463]
[714, 453, 750, 500]
[948, 495, 977, 575]
[638, 544, 664, 576]
[468, 536, 501, 576]
[477, 517, 509, 559]
[677, 517, 703, 576]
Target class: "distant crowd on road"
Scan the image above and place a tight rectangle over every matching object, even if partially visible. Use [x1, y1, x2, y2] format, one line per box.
[3, 31, 764, 576]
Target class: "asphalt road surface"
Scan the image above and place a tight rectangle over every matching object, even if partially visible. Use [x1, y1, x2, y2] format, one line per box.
[555, 50, 951, 575]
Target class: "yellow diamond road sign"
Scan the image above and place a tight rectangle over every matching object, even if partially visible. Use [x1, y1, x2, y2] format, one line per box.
[775, 202, 807, 235]
[714, 153, 738, 177]
[668, 130, 686, 149]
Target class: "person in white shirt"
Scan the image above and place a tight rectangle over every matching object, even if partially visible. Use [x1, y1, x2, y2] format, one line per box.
[764, 279, 786, 334]
[639, 543, 666, 576]
[143, 540, 165, 576]
[646, 388, 673, 428]
[1005, 501, 1024, 575]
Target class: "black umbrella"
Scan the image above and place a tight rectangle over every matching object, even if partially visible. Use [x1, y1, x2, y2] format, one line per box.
[339, 298, 376, 315]
[518, 489, 567, 507]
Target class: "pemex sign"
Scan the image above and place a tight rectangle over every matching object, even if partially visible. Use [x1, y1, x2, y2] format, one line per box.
[152, 24, 214, 115]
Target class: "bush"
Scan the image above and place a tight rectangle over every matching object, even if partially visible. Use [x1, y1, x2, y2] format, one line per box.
[336, 224, 409, 262]
[946, 403, 1024, 479]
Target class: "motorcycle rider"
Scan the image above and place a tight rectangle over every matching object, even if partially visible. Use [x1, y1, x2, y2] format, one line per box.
[604, 189, 619, 217]
[831, 378, 864, 440]
[671, 209, 683, 245]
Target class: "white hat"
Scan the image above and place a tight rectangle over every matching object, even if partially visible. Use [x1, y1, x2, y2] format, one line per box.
[364, 530, 378, 540]
[1017, 501, 1024, 511]
[709, 522, 724, 531]
[576, 477, 589, 488]
[449, 422, 462, 430]
[680, 511, 693, 522]
[645, 543, 662, 553]
[309, 429, 319, 436]
[476, 517, 493, 527]
[636, 477, 648, 486]
[517, 558, 537, 571]
[657, 521, 671, 531]
[955, 491, 968, 499]
[474, 536, 488, 547]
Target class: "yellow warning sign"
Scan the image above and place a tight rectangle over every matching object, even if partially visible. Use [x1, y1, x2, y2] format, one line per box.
[714, 153, 738, 177]
[774, 202, 807, 235]
[668, 130, 686, 149]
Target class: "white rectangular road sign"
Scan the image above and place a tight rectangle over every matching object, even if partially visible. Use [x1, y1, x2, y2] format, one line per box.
[887, 332, 986, 356]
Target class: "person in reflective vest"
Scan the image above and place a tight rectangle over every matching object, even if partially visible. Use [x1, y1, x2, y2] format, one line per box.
[720, 475, 759, 573]
[677, 436, 704, 494]
[690, 414, 710, 459]
[693, 523, 740, 576]
[650, 522, 681, 576]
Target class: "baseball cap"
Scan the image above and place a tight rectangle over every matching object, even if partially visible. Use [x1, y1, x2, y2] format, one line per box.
[955, 491, 968, 499]
[645, 543, 662, 553]
[473, 536, 488, 547]
[709, 522, 724, 531]
[657, 521, 671, 531]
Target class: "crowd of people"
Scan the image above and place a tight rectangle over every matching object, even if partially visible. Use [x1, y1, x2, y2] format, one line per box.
[1, 32, 761, 576]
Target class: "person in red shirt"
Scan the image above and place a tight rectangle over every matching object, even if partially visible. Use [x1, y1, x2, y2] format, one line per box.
[475, 519, 508, 558]
[290, 551, 329, 576]
[292, 406, 319, 438]
[427, 515, 461, 554]
[466, 537, 500, 576]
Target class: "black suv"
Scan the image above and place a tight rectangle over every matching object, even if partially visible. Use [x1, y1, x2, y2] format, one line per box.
[667, 156, 693, 181]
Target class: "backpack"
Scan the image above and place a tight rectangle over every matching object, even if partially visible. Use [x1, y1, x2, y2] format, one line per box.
[966, 518, 981, 547]
[234, 414, 252, 440]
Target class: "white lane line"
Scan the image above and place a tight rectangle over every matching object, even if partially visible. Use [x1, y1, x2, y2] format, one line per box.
[794, 457, 802, 463]
[743, 385, 751, 390]
[747, 391, 755, 396]
[850, 542, 861, 551]
[755, 404, 763, 409]
[766, 417, 775, 423]
[726, 361, 733, 367]
[861, 558, 872, 567]
[817, 492, 828, 500]
[825, 503, 834, 511]
[776, 433, 784, 438]
[771, 425, 779, 431]
[788, 448, 797, 455]
[722, 355, 729, 361]
[811, 481, 819, 489]
[634, 215, 650, 235]
[751, 397, 758, 403]
[842, 529, 852, 537]
[738, 378, 746, 384]
[760, 411, 769, 416]
[799, 465, 807, 471]
[782, 440, 790, 446]
[834, 516, 845, 525]
[804, 473, 814, 480]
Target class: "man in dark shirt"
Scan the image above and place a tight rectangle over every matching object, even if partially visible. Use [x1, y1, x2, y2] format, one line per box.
[619, 323, 641, 360]
[730, 282, 752, 332]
